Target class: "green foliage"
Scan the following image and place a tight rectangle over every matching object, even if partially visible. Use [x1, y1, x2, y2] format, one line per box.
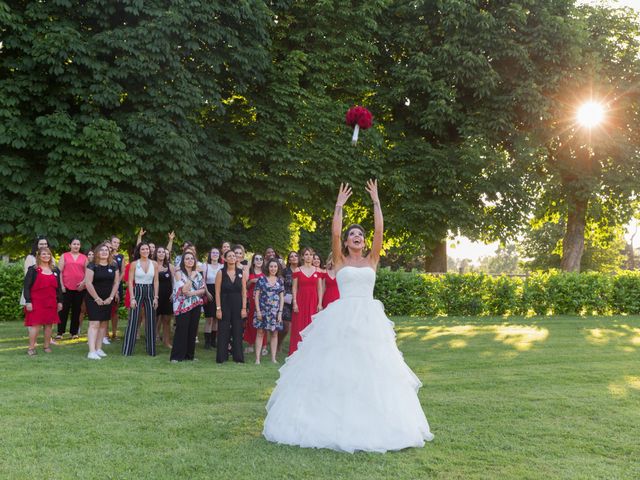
[520, 220, 627, 272]
[485, 275, 522, 316]
[545, 272, 612, 315]
[0, 0, 272, 252]
[373, 269, 636, 317]
[611, 271, 640, 314]
[440, 273, 487, 317]
[374, 269, 441, 317]
[521, 271, 551, 316]
[0, 262, 24, 322]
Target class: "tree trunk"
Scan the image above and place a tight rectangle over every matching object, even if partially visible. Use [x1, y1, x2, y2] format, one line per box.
[560, 194, 588, 272]
[424, 240, 447, 273]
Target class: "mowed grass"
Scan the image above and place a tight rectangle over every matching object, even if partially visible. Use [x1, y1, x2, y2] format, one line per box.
[0, 316, 639, 480]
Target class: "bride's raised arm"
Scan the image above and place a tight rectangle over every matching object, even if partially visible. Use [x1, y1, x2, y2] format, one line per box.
[366, 179, 383, 264]
[332, 183, 352, 267]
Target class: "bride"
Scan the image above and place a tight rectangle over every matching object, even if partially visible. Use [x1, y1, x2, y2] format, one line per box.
[263, 180, 434, 453]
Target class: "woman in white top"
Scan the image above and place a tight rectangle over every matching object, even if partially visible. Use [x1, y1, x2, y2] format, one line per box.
[122, 242, 159, 356]
[202, 247, 223, 349]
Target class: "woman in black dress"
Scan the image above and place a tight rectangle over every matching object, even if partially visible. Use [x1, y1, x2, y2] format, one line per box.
[215, 250, 247, 363]
[155, 246, 175, 348]
[84, 243, 120, 360]
[203, 247, 222, 350]
[278, 250, 299, 353]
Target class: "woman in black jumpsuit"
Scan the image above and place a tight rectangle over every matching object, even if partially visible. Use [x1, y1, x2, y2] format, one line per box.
[215, 250, 247, 363]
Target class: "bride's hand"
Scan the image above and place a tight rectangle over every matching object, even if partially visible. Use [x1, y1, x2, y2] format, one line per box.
[336, 183, 352, 207]
[365, 179, 379, 204]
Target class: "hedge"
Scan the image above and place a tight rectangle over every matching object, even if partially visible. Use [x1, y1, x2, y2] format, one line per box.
[373, 268, 640, 317]
[0, 262, 128, 322]
[4, 262, 640, 320]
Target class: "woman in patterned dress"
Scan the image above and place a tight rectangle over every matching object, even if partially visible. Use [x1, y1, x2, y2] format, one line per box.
[253, 258, 284, 364]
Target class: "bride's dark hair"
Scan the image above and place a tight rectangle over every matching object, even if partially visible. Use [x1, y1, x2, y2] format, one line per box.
[342, 224, 368, 257]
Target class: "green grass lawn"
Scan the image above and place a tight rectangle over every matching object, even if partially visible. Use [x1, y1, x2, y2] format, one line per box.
[1, 316, 638, 480]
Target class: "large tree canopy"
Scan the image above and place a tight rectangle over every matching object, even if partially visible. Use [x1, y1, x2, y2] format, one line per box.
[1, 0, 639, 271]
[0, 0, 271, 252]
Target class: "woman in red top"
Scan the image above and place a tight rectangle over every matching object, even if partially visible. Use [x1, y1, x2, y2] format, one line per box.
[321, 254, 340, 308]
[57, 237, 88, 339]
[243, 253, 265, 353]
[24, 247, 62, 356]
[289, 247, 322, 355]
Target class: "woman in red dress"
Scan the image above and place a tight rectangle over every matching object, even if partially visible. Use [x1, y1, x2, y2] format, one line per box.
[289, 247, 323, 355]
[243, 253, 265, 353]
[321, 254, 340, 308]
[24, 247, 62, 356]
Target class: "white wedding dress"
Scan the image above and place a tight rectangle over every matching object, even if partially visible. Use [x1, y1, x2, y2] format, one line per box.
[263, 266, 434, 453]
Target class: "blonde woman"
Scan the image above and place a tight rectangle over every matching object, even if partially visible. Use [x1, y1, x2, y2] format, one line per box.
[84, 243, 120, 360]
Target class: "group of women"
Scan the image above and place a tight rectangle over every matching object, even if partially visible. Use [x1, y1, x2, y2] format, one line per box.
[22, 180, 434, 454]
[21, 233, 341, 364]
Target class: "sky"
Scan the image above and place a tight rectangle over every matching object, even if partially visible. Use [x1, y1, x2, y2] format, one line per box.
[451, 0, 639, 262]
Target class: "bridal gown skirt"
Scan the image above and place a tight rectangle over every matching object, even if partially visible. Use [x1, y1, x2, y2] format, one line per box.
[263, 266, 434, 453]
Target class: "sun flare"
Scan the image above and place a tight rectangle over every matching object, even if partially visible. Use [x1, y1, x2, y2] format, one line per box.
[576, 101, 605, 128]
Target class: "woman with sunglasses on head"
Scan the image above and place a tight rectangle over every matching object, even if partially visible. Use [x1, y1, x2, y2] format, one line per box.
[23, 247, 63, 356]
[171, 251, 205, 362]
[264, 180, 434, 453]
[202, 247, 223, 350]
[243, 253, 265, 354]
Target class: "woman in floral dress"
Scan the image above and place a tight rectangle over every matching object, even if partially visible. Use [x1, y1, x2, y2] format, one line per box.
[253, 258, 284, 364]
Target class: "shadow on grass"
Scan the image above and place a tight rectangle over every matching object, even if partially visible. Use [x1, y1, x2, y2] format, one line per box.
[395, 315, 640, 356]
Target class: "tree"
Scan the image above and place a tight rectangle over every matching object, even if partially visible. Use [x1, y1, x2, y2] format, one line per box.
[371, 0, 580, 271]
[531, 4, 640, 272]
[217, 0, 388, 256]
[519, 217, 626, 273]
[0, 0, 271, 253]
[478, 244, 524, 275]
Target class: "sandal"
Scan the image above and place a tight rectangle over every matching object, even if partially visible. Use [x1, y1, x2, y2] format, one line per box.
[27, 348, 37, 356]
[44, 347, 53, 353]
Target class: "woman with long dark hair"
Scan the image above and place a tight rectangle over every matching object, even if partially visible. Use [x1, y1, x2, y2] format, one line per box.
[289, 247, 322, 355]
[215, 250, 246, 363]
[202, 247, 223, 349]
[243, 253, 265, 354]
[171, 251, 205, 362]
[122, 242, 159, 356]
[277, 251, 299, 353]
[57, 237, 88, 339]
[253, 258, 284, 364]
[264, 181, 434, 452]
[155, 246, 175, 348]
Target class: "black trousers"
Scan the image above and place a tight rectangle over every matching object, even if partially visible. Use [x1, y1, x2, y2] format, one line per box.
[58, 289, 85, 336]
[216, 293, 244, 363]
[171, 307, 200, 361]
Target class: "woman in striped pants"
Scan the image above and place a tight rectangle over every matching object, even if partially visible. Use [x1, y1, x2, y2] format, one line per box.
[122, 243, 159, 356]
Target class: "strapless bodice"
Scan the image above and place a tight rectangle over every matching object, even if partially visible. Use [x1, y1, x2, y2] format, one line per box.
[336, 266, 375, 299]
